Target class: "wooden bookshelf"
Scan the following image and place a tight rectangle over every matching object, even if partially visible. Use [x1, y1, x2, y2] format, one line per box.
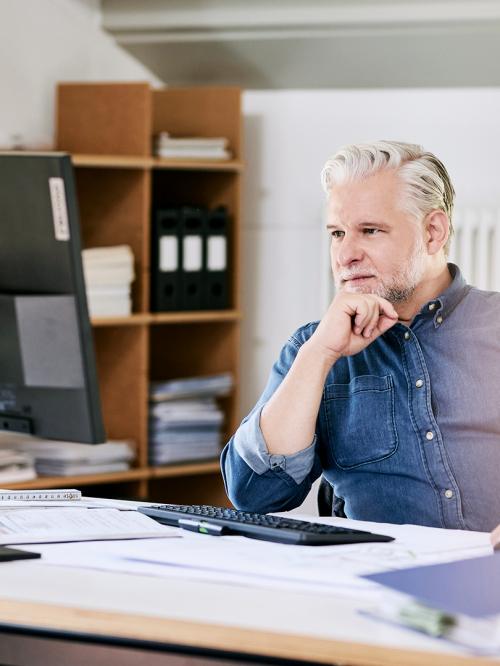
[3, 83, 243, 503]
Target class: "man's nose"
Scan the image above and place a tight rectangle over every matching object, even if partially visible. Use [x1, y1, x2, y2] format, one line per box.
[336, 235, 364, 266]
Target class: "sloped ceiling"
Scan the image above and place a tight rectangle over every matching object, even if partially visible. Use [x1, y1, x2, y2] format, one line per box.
[102, 0, 500, 88]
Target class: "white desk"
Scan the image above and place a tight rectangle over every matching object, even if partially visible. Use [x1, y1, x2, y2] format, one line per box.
[0, 514, 497, 666]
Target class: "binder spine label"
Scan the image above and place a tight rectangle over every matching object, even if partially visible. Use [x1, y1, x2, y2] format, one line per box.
[183, 236, 203, 271]
[159, 237, 178, 271]
[48, 178, 70, 241]
[207, 237, 227, 271]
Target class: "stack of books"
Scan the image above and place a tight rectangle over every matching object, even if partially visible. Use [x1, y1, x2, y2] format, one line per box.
[154, 132, 231, 160]
[0, 434, 135, 477]
[82, 245, 135, 318]
[149, 373, 233, 466]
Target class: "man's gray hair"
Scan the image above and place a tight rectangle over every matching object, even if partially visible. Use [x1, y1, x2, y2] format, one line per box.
[321, 141, 455, 254]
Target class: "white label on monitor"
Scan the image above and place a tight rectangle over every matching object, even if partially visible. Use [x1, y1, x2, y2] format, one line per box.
[49, 177, 70, 241]
[183, 236, 202, 271]
[159, 236, 178, 271]
[207, 237, 227, 271]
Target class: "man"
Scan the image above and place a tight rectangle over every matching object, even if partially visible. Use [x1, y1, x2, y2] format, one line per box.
[221, 140, 500, 532]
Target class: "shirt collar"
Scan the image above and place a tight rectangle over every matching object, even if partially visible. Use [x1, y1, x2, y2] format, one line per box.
[417, 263, 470, 323]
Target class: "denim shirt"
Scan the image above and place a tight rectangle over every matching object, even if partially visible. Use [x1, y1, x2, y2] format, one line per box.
[221, 264, 500, 531]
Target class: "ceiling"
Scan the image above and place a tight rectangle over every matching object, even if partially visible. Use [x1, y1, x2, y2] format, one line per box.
[101, 0, 500, 88]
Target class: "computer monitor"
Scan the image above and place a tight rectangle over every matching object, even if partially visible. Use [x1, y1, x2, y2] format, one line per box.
[0, 152, 106, 443]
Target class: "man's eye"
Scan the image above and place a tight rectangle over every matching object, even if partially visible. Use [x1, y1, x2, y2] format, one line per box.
[330, 230, 344, 239]
[364, 228, 380, 235]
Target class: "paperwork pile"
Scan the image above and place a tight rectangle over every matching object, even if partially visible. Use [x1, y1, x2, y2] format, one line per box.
[154, 132, 231, 160]
[0, 433, 135, 477]
[149, 373, 232, 465]
[82, 245, 135, 317]
[0, 507, 175, 544]
[0, 449, 36, 483]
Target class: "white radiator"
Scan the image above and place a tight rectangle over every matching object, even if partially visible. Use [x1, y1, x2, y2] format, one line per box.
[449, 207, 500, 291]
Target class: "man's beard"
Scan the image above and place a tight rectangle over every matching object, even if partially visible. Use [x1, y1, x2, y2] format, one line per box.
[335, 239, 426, 305]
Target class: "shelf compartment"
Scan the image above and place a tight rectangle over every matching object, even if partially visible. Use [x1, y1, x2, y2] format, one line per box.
[149, 321, 240, 436]
[153, 87, 242, 163]
[149, 321, 239, 381]
[75, 168, 151, 313]
[93, 326, 149, 467]
[57, 82, 151, 156]
[152, 169, 241, 311]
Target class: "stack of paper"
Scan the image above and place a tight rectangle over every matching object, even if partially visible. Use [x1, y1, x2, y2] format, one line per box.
[149, 374, 233, 465]
[82, 245, 135, 318]
[0, 507, 175, 544]
[154, 132, 231, 160]
[0, 434, 135, 477]
[0, 449, 36, 483]
[150, 373, 233, 402]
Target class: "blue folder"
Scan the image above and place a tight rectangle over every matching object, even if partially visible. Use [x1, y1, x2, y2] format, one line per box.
[364, 552, 500, 618]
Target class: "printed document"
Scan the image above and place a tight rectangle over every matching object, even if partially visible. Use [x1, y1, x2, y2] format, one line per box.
[0, 508, 177, 544]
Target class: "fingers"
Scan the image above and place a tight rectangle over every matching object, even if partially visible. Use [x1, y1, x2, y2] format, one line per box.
[376, 315, 399, 336]
[364, 305, 384, 338]
[353, 301, 372, 335]
[352, 297, 398, 339]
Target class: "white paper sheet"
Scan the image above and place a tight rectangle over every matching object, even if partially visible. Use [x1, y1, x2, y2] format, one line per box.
[23, 517, 493, 599]
[117, 527, 491, 592]
[0, 508, 177, 544]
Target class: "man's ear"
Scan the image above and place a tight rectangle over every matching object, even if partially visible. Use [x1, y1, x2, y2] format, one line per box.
[425, 210, 449, 255]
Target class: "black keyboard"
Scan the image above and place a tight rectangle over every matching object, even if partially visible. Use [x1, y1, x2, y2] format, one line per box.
[138, 504, 395, 546]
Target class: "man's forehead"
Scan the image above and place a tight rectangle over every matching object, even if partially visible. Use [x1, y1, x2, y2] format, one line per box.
[327, 171, 406, 221]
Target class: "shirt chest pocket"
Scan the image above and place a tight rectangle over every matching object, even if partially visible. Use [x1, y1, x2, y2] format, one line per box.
[323, 375, 398, 470]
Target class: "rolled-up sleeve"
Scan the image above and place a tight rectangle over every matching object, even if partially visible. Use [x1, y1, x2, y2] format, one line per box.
[221, 324, 323, 513]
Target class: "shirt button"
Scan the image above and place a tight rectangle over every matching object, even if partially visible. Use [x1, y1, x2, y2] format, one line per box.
[436, 315, 443, 325]
[428, 303, 436, 311]
[426, 431, 434, 441]
[415, 379, 424, 388]
[444, 489, 454, 499]
[404, 332, 411, 340]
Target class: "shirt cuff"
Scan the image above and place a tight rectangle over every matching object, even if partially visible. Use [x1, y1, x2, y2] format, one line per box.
[232, 404, 316, 484]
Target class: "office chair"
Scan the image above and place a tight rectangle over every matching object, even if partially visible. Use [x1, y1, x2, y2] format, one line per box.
[317, 477, 346, 517]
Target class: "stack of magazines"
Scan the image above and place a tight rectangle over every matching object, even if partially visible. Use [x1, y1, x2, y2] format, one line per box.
[154, 132, 231, 160]
[0, 434, 135, 477]
[82, 245, 135, 318]
[149, 373, 233, 466]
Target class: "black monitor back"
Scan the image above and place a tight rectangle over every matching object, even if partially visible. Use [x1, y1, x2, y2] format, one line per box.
[0, 153, 105, 443]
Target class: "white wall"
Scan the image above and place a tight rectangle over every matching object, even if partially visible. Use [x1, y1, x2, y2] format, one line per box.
[0, 0, 161, 149]
[241, 88, 500, 512]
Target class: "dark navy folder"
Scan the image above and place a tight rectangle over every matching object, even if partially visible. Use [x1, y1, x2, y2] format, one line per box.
[364, 551, 500, 618]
